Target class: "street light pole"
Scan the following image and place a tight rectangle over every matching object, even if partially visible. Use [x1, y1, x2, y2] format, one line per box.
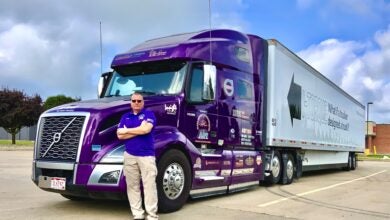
[366, 102, 373, 149]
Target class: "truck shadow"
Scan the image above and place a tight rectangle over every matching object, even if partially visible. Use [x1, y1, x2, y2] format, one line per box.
[50, 199, 130, 215]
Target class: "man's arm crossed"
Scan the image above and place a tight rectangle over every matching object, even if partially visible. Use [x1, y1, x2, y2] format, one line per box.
[117, 121, 153, 140]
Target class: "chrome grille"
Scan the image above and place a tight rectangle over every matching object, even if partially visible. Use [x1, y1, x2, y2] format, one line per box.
[37, 116, 86, 161]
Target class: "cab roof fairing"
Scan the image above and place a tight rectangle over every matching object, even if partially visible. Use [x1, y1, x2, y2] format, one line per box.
[111, 29, 254, 73]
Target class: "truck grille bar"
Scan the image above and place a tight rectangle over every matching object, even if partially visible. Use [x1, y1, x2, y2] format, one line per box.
[36, 113, 88, 162]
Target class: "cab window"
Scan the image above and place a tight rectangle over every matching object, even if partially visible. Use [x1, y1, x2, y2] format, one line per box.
[236, 79, 253, 100]
[188, 64, 204, 102]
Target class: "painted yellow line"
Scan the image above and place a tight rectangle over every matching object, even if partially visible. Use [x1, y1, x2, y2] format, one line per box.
[258, 170, 387, 208]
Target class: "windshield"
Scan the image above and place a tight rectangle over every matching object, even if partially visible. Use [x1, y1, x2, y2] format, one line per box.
[104, 61, 187, 97]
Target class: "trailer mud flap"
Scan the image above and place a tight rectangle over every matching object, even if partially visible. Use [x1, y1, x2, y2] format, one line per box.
[295, 154, 302, 179]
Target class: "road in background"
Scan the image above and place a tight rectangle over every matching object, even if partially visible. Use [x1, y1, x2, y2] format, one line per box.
[0, 151, 389, 220]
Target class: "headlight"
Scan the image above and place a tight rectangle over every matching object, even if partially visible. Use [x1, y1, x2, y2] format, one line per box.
[100, 145, 125, 163]
[88, 164, 123, 185]
[99, 170, 120, 184]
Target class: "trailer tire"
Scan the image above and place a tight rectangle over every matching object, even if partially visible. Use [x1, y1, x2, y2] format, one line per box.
[264, 150, 282, 184]
[157, 149, 191, 213]
[351, 153, 357, 170]
[343, 153, 352, 171]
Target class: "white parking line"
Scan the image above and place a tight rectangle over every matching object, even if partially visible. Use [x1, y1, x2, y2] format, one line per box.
[257, 170, 387, 208]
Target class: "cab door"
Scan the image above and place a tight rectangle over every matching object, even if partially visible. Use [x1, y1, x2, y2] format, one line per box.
[181, 63, 218, 145]
[180, 63, 231, 192]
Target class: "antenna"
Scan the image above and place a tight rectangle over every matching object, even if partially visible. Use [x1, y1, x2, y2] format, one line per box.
[208, 0, 212, 64]
[100, 21, 103, 75]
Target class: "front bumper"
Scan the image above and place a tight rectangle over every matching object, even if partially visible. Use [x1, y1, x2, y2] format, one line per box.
[32, 160, 127, 200]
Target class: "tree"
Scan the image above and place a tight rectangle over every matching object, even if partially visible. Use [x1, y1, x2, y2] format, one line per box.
[0, 88, 43, 144]
[43, 94, 80, 110]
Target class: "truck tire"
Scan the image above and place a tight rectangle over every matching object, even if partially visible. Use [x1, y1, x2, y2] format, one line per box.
[157, 149, 191, 213]
[264, 150, 282, 185]
[281, 153, 295, 185]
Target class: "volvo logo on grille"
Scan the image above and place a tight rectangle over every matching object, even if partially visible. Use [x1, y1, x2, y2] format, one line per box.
[53, 132, 62, 143]
[41, 116, 80, 159]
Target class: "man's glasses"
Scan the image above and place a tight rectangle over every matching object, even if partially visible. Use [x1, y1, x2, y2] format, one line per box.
[131, 100, 143, 103]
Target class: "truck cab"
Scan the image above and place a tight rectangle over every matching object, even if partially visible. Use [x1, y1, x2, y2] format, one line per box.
[32, 29, 267, 212]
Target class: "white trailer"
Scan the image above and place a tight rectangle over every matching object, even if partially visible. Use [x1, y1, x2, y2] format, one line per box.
[263, 39, 365, 184]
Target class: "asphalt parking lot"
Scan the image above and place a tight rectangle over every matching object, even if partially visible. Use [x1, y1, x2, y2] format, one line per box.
[0, 150, 389, 220]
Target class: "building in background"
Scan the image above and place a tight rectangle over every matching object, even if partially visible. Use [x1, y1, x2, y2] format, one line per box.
[366, 121, 390, 154]
[0, 126, 37, 141]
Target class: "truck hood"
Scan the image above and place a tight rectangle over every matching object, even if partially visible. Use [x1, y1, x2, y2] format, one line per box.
[45, 95, 180, 113]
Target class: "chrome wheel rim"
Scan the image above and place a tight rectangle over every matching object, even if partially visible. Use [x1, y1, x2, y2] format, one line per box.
[286, 159, 294, 180]
[162, 162, 185, 200]
[271, 156, 280, 177]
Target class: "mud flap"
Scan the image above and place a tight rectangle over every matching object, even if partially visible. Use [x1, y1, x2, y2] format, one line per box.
[295, 154, 302, 179]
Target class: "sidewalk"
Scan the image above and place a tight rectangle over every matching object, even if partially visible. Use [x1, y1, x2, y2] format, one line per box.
[358, 153, 390, 162]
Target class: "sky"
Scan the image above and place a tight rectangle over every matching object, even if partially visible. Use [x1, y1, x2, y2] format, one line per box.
[0, 0, 389, 123]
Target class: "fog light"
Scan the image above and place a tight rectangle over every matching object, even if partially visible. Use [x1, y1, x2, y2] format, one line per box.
[98, 170, 120, 184]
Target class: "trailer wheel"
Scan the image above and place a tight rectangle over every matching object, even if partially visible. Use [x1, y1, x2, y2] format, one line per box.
[264, 151, 282, 184]
[157, 149, 191, 213]
[343, 153, 352, 171]
[351, 153, 357, 170]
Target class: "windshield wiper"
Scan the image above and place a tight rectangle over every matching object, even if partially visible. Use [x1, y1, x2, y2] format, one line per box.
[105, 90, 122, 97]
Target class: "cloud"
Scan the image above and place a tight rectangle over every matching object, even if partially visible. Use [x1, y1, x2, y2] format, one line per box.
[298, 25, 390, 122]
[0, 21, 100, 99]
[297, 39, 364, 85]
[296, 0, 390, 17]
[0, 0, 210, 100]
[212, 12, 248, 32]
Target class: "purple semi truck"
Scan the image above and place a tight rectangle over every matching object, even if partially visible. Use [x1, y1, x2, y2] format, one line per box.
[32, 29, 365, 212]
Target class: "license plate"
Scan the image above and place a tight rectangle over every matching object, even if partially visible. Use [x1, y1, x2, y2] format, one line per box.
[50, 177, 66, 190]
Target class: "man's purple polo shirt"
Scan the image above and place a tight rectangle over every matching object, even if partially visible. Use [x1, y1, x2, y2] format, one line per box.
[118, 109, 156, 156]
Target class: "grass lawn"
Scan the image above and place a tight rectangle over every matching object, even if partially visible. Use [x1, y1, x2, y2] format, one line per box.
[0, 139, 34, 146]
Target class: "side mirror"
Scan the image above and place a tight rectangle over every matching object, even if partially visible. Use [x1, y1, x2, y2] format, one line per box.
[98, 72, 113, 98]
[202, 64, 216, 101]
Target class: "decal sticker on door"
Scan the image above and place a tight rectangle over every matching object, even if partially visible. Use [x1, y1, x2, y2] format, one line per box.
[196, 114, 211, 141]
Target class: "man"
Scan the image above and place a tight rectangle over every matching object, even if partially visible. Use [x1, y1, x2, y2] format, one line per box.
[117, 92, 158, 220]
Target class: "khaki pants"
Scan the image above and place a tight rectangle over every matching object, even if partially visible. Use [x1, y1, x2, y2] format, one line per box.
[124, 152, 158, 220]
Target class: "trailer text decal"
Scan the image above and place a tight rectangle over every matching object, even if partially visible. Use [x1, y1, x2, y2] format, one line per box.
[328, 104, 349, 131]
